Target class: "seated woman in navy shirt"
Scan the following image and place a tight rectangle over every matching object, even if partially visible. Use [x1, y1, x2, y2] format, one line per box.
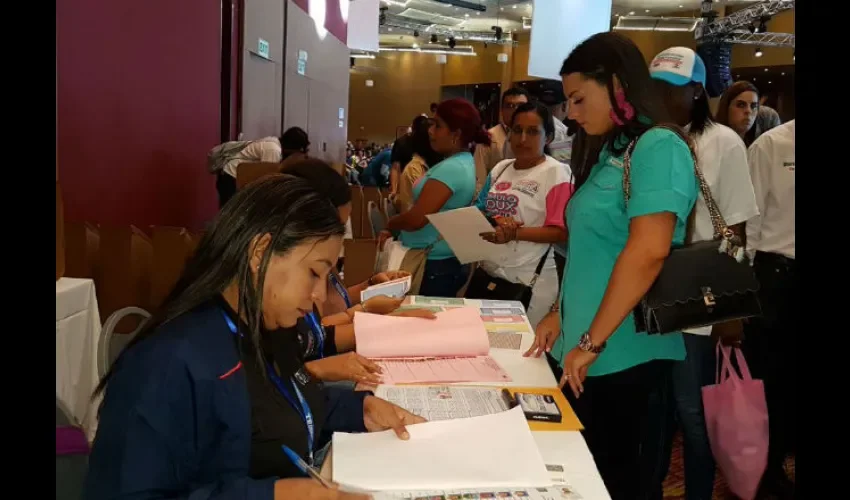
[85, 175, 425, 500]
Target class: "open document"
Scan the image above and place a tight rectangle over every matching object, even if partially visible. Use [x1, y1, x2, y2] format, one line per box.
[426, 207, 511, 264]
[361, 275, 412, 301]
[333, 406, 550, 491]
[353, 308, 511, 384]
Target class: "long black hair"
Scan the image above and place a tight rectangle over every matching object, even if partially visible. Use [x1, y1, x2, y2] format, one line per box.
[560, 32, 684, 190]
[93, 175, 345, 399]
[410, 116, 443, 167]
[280, 159, 352, 208]
[511, 101, 556, 156]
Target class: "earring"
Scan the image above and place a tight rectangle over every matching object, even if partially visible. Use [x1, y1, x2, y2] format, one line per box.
[609, 89, 635, 126]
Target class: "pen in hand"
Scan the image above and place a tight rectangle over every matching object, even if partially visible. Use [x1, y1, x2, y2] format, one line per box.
[281, 445, 374, 497]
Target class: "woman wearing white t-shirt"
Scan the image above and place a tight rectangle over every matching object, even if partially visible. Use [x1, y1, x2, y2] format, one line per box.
[642, 47, 760, 500]
[468, 102, 574, 328]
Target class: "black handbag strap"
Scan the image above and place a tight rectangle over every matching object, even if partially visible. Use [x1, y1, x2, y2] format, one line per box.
[528, 245, 552, 287]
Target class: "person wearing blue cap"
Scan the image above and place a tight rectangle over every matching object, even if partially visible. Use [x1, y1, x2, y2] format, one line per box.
[641, 47, 760, 500]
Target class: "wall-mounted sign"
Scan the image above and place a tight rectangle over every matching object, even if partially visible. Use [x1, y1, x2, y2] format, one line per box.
[338, 107, 345, 120]
[297, 50, 308, 76]
[257, 38, 271, 59]
[365, 79, 374, 87]
[339, 120, 344, 128]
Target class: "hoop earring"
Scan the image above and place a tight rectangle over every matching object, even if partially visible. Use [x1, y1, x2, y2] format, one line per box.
[609, 89, 635, 126]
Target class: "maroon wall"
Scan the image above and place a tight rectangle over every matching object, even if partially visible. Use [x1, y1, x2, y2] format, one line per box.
[57, 0, 222, 230]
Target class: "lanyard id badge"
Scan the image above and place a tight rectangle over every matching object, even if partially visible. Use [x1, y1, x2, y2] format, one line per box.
[220, 309, 316, 465]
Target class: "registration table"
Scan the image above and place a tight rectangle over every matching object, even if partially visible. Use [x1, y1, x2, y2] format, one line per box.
[324, 297, 612, 499]
[56, 278, 103, 441]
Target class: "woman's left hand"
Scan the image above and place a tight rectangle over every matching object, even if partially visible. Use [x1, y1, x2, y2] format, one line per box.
[480, 216, 523, 244]
[362, 296, 404, 315]
[370, 270, 411, 285]
[363, 395, 427, 440]
[560, 347, 599, 399]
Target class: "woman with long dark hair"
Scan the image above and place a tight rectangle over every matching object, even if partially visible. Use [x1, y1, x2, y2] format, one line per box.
[85, 175, 424, 500]
[527, 33, 698, 499]
[380, 98, 491, 297]
[642, 47, 760, 500]
[716, 80, 760, 146]
[395, 116, 444, 212]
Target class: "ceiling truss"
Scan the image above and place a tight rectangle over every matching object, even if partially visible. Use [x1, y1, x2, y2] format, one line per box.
[696, 0, 795, 48]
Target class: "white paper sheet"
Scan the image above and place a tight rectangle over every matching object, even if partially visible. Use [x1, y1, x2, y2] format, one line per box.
[332, 406, 550, 491]
[426, 207, 511, 264]
[360, 275, 412, 301]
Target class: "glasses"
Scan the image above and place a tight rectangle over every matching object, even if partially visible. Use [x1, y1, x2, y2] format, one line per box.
[510, 126, 542, 137]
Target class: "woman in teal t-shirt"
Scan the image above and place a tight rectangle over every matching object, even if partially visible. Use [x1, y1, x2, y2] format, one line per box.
[381, 99, 491, 297]
[524, 33, 698, 499]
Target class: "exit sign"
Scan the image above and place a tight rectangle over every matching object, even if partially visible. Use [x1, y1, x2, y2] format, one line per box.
[257, 38, 270, 59]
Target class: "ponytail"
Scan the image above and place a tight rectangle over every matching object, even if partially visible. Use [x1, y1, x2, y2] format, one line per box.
[473, 127, 492, 147]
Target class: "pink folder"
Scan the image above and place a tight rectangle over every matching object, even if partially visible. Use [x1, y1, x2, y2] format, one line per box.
[353, 308, 511, 384]
[354, 307, 489, 358]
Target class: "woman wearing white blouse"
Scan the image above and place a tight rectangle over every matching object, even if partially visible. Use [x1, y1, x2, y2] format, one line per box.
[642, 47, 760, 500]
[470, 102, 574, 328]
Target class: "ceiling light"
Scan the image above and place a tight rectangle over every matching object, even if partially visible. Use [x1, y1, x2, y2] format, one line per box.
[465, 13, 469, 17]
[388, 27, 393, 31]
[513, 5, 517, 8]
[764, 68, 768, 72]
[754, 47, 763, 58]
[476, 12, 480, 15]
[500, 7, 504, 10]
[768, 81, 772, 84]
[781, 72, 785, 76]
[753, 77, 757, 81]
[412, 43, 419, 48]
[679, 4, 683, 7]
[645, 9, 650, 13]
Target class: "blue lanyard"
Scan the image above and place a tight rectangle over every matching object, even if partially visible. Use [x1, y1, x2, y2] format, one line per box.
[329, 272, 351, 309]
[303, 311, 325, 360]
[220, 310, 316, 465]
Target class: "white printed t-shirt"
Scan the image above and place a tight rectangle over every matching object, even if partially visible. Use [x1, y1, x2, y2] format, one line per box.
[475, 156, 574, 281]
[686, 123, 760, 335]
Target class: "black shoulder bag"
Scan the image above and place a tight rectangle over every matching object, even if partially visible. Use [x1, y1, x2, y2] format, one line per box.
[624, 126, 762, 334]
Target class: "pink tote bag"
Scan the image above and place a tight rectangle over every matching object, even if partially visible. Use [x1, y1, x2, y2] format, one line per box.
[702, 344, 768, 500]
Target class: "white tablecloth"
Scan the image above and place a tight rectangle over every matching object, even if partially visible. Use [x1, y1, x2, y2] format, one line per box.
[56, 277, 102, 441]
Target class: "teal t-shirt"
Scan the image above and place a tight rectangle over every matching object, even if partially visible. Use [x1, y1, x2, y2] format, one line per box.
[400, 151, 476, 260]
[551, 128, 697, 376]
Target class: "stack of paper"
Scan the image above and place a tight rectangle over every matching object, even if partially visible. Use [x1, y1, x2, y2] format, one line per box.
[354, 308, 511, 384]
[361, 275, 412, 301]
[333, 406, 551, 491]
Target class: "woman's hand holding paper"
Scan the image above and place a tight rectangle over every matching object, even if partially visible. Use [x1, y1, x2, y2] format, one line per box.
[362, 395, 427, 440]
[362, 296, 404, 315]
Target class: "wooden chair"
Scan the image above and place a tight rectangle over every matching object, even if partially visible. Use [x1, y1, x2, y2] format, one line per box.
[56, 182, 65, 280]
[97, 225, 153, 333]
[349, 185, 365, 239]
[64, 222, 100, 280]
[150, 226, 195, 309]
[342, 239, 378, 287]
[236, 162, 281, 190]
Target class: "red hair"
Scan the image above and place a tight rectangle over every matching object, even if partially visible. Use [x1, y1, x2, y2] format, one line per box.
[435, 98, 492, 147]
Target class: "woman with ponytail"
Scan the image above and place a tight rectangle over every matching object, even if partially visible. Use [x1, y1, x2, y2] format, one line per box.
[527, 32, 699, 500]
[381, 98, 490, 297]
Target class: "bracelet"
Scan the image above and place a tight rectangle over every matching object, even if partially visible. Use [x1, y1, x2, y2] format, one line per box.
[549, 301, 560, 313]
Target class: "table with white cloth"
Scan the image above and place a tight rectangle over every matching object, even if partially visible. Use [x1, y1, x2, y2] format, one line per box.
[323, 296, 612, 500]
[56, 277, 103, 441]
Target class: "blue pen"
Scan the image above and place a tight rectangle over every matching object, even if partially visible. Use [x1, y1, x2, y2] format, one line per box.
[281, 445, 333, 488]
[281, 445, 375, 496]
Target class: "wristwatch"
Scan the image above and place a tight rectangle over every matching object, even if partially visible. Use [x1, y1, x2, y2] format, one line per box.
[577, 332, 606, 354]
